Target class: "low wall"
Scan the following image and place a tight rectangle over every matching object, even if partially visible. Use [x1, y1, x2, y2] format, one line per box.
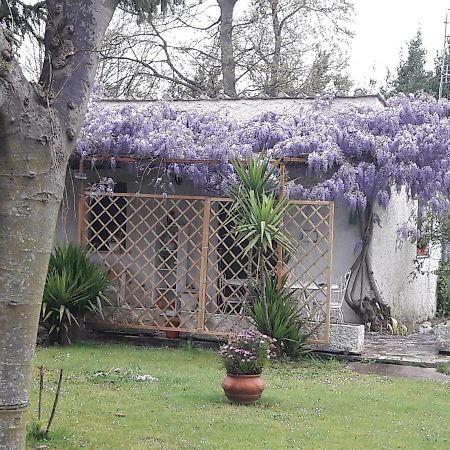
[313, 323, 365, 354]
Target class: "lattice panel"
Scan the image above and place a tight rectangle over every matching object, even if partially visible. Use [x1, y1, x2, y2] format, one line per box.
[203, 199, 253, 333]
[81, 193, 333, 343]
[283, 201, 334, 343]
[83, 193, 204, 333]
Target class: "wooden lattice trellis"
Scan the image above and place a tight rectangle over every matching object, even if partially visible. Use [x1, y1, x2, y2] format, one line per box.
[80, 192, 334, 344]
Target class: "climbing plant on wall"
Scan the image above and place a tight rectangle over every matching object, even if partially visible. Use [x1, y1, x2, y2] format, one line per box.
[78, 93, 450, 328]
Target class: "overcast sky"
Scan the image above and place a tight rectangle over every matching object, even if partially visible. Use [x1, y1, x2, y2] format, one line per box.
[350, 0, 450, 87]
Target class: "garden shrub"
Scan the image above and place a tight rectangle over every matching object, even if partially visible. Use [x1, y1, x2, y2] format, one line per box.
[436, 260, 450, 317]
[248, 274, 309, 358]
[41, 244, 110, 344]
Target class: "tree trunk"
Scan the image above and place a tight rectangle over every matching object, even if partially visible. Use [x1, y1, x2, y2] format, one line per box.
[267, 0, 282, 96]
[218, 0, 238, 97]
[257, 249, 272, 336]
[0, 1, 117, 448]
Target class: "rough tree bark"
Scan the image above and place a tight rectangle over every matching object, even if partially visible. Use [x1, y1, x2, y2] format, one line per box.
[267, 0, 282, 96]
[218, 0, 238, 97]
[0, 1, 117, 448]
[344, 204, 391, 330]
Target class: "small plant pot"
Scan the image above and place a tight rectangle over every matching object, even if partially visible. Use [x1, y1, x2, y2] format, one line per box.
[417, 246, 427, 257]
[222, 373, 265, 404]
[165, 315, 181, 339]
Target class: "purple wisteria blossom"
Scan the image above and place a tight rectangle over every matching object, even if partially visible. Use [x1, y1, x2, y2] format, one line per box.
[77, 93, 450, 213]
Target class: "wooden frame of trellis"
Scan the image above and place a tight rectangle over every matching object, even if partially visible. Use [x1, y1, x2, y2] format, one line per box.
[75, 155, 334, 344]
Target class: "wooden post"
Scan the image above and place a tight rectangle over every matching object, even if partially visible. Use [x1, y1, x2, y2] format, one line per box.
[324, 202, 335, 343]
[38, 366, 44, 422]
[45, 369, 63, 434]
[197, 198, 211, 331]
[277, 160, 285, 288]
[77, 158, 86, 246]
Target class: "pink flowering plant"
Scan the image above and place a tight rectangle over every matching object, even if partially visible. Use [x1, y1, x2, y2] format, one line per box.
[219, 330, 276, 375]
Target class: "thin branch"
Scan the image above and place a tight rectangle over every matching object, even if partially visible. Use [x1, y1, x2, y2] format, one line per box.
[45, 369, 63, 434]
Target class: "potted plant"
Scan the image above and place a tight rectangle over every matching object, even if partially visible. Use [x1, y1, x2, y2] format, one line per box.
[416, 237, 428, 256]
[164, 309, 181, 339]
[219, 330, 275, 404]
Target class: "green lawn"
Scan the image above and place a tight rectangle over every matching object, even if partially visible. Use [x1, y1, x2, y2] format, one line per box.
[28, 343, 450, 450]
[437, 362, 450, 375]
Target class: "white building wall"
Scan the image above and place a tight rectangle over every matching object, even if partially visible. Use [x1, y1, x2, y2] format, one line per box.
[371, 190, 438, 323]
[101, 95, 385, 123]
[56, 174, 438, 324]
[329, 203, 362, 323]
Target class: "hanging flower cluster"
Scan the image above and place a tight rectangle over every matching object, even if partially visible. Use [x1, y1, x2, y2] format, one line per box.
[77, 93, 450, 213]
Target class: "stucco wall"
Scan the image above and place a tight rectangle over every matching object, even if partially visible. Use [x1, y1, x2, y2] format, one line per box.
[371, 190, 438, 323]
[329, 190, 438, 324]
[99, 95, 385, 123]
[55, 173, 438, 325]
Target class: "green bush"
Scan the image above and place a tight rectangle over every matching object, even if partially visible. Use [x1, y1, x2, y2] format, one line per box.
[248, 274, 309, 358]
[42, 244, 110, 344]
[437, 260, 450, 317]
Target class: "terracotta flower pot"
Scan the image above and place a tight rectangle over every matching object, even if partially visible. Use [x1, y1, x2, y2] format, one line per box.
[417, 246, 426, 257]
[165, 315, 180, 339]
[222, 373, 265, 404]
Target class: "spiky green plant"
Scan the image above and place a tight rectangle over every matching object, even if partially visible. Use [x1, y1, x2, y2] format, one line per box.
[248, 275, 309, 357]
[42, 244, 109, 344]
[229, 155, 292, 337]
[230, 156, 278, 197]
[234, 190, 292, 253]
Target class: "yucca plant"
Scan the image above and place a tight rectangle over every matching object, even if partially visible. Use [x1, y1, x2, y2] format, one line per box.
[248, 275, 309, 357]
[230, 156, 278, 197]
[229, 154, 292, 337]
[42, 244, 110, 345]
[234, 190, 292, 253]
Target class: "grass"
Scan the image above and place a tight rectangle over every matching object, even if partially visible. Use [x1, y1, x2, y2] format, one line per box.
[437, 362, 450, 375]
[27, 343, 450, 450]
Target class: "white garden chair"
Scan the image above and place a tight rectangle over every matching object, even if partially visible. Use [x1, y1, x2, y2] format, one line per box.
[330, 271, 351, 323]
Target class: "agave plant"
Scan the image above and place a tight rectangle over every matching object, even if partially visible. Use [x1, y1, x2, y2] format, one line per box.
[42, 244, 110, 344]
[248, 275, 309, 357]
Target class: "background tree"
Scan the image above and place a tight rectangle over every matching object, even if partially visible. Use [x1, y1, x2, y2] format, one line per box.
[427, 49, 450, 99]
[384, 30, 434, 97]
[0, 1, 174, 448]
[235, 0, 353, 96]
[97, 4, 215, 97]
[94, 0, 354, 98]
[218, 0, 238, 96]
[301, 50, 352, 96]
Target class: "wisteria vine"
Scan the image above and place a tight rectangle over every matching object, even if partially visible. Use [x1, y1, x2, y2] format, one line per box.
[77, 93, 450, 326]
[78, 94, 450, 214]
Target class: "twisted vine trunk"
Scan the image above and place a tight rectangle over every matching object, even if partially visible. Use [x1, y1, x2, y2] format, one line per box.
[0, 2, 117, 448]
[344, 204, 391, 330]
